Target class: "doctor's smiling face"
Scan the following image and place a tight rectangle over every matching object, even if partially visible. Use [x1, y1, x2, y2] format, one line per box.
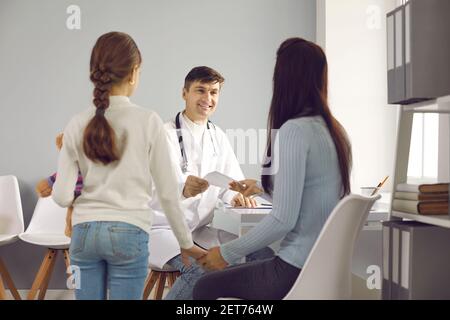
[182, 66, 224, 124]
[183, 81, 220, 123]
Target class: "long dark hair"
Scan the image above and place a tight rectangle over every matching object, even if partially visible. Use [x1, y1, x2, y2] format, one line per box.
[261, 38, 352, 198]
[84, 31, 142, 165]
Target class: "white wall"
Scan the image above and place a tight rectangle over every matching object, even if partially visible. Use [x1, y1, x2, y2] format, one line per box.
[0, 0, 316, 289]
[318, 0, 398, 192]
[317, 2, 400, 298]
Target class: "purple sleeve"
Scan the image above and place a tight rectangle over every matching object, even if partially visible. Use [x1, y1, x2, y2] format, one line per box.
[48, 172, 83, 198]
[74, 171, 83, 198]
[47, 173, 57, 188]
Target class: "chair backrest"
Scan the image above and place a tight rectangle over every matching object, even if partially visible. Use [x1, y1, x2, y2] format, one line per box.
[24, 196, 67, 235]
[0, 175, 24, 235]
[284, 194, 381, 300]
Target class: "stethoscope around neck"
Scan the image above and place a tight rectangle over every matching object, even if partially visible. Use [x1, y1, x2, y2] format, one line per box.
[175, 112, 218, 173]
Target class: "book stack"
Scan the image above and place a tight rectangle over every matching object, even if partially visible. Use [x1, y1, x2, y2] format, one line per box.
[392, 183, 449, 215]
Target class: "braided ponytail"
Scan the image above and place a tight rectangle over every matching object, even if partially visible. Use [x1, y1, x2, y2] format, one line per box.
[91, 68, 113, 110]
[83, 32, 142, 165]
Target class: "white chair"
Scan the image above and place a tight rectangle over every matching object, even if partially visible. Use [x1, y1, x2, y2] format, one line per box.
[284, 194, 380, 300]
[143, 263, 180, 300]
[19, 197, 71, 300]
[0, 175, 24, 300]
[220, 194, 380, 300]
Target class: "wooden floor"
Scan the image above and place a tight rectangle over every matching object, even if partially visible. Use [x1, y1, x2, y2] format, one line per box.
[2, 274, 381, 300]
[2, 286, 171, 300]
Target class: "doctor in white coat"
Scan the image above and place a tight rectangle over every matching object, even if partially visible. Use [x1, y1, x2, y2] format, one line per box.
[148, 66, 274, 300]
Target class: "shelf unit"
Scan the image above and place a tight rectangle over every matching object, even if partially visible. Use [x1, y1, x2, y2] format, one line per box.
[391, 211, 450, 229]
[386, 0, 450, 105]
[388, 95, 450, 227]
[384, 0, 450, 300]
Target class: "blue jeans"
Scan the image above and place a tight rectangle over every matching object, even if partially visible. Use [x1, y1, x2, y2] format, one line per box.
[165, 246, 274, 300]
[69, 221, 149, 300]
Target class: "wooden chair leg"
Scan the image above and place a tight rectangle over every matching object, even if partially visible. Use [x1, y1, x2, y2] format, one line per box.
[167, 273, 174, 287]
[0, 274, 6, 300]
[143, 271, 159, 300]
[153, 272, 167, 300]
[0, 258, 21, 300]
[167, 272, 178, 287]
[63, 250, 71, 270]
[38, 250, 58, 300]
[27, 249, 55, 300]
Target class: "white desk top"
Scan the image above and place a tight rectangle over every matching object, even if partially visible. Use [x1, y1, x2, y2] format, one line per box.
[222, 206, 388, 221]
[221, 206, 271, 223]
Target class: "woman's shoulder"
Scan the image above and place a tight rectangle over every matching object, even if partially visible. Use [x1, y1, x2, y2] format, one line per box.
[285, 115, 324, 127]
[279, 116, 327, 146]
[280, 116, 322, 132]
[285, 116, 327, 134]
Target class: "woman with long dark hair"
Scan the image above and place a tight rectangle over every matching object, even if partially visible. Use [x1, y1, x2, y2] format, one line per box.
[193, 38, 352, 300]
[52, 32, 204, 300]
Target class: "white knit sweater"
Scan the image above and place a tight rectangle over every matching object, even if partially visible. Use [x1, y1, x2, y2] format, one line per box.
[52, 96, 193, 249]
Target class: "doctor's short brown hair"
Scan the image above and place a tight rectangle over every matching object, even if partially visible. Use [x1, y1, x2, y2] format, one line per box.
[184, 66, 225, 91]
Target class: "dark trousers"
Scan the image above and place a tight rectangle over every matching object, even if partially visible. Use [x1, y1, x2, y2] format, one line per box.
[193, 256, 300, 300]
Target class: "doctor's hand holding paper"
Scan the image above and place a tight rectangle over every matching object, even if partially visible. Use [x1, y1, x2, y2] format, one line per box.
[183, 175, 209, 198]
[183, 173, 256, 206]
[203, 171, 257, 208]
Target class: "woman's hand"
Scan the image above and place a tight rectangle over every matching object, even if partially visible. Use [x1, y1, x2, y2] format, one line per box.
[197, 247, 228, 271]
[231, 193, 257, 208]
[229, 179, 263, 197]
[180, 245, 207, 267]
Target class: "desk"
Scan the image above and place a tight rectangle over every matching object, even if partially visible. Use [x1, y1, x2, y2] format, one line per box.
[213, 206, 388, 235]
[212, 206, 271, 237]
[212, 206, 277, 261]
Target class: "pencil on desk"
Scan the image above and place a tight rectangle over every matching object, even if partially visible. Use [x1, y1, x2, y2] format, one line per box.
[371, 176, 389, 196]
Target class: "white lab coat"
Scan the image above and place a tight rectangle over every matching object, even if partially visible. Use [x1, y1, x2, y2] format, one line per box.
[148, 115, 245, 268]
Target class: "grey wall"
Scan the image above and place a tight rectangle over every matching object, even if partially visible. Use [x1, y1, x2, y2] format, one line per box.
[0, 0, 316, 289]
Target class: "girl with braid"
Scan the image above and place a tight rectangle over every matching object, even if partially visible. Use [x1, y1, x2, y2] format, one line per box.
[52, 32, 205, 300]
